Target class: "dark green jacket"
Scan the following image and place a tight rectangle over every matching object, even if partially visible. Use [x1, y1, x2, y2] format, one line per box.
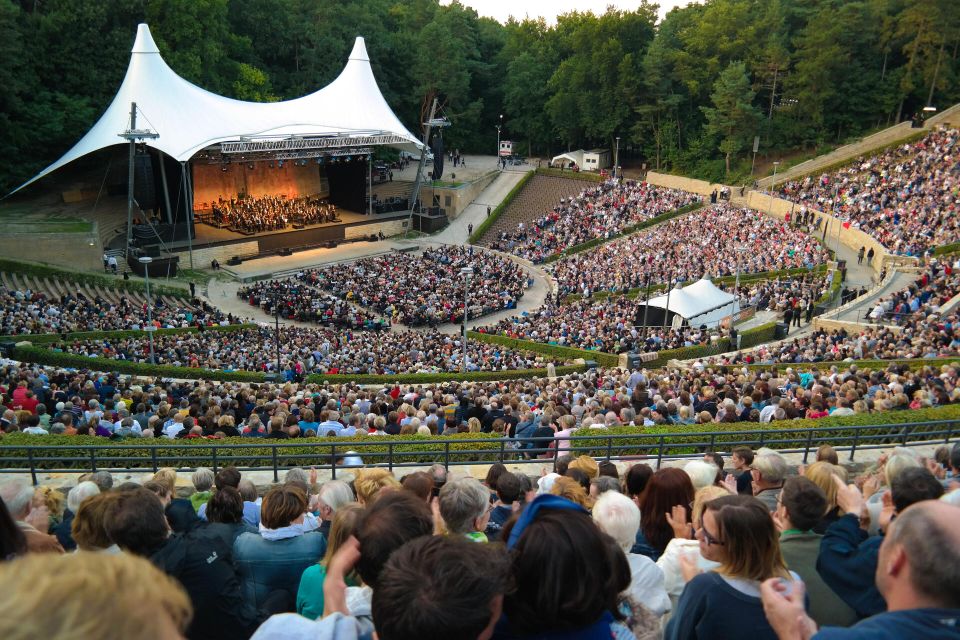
[780, 531, 859, 628]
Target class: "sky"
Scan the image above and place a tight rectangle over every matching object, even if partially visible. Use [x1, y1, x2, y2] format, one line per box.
[441, 0, 694, 24]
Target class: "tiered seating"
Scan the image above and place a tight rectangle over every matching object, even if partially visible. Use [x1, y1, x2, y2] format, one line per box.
[478, 175, 596, 244]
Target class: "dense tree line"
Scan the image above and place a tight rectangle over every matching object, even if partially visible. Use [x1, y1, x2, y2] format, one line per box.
[2, 0, 958, 193]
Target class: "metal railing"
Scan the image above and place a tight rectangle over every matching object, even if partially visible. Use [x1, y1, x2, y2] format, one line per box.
[2, 419, 957, 485]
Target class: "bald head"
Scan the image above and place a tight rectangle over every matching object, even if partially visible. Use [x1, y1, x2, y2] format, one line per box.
[879, 501, 960, 610]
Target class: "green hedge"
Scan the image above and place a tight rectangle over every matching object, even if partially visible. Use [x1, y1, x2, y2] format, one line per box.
[0, 257, 186, 298]
[3, 403, 957, 470]
[2, 323, 257, 344]
[468, 170, 535, 244]
[932, 242, 960, 256]
[543, 201, 703, 264]
[534, 167, 607, 182]
[468, 331, 621, 367]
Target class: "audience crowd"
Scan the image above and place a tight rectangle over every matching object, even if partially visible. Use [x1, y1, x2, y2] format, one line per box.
[314, 246, 526, 326]
[1, 428, 957, 640]
[52, 326, 555, 376]
[0, 286, 232, 335]
[238, 278, 389, 331]
[549, 205, 830, 296]
[479, 272, 831, 354]
[489, 180, 701, 263]
[208, 195, 339, 234]
[777, 126, 960, 255]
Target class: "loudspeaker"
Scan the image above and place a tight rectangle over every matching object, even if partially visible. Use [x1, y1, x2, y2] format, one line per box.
[774, 322, 789, 339]
[325, 240, 338, 249]
[264, 373, 280, 383]
[0, 341, 16, 358]
[227, 256, 242, 266]
[134, 153, 157, 210]
[626, 353, 642, 369]
[584, 360, 598, 370]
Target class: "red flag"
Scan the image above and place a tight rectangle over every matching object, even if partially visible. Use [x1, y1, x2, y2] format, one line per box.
[841, 221, 851, 229]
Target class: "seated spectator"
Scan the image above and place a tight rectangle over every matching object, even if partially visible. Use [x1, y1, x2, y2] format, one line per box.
[499, 494, 659, 638]
[762, 500, 960, 639]
[664, 495, 801, 640]
[296, 503, 363, 620]
[316, 480, 355, 538]
[104, 487, 266, 639]
[0, 552, 192, 640]
[593, 490, 671, 617]
[233, 484, 327, 612]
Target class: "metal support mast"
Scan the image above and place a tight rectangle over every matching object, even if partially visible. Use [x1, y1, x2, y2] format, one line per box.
[119, 102, 158, 260]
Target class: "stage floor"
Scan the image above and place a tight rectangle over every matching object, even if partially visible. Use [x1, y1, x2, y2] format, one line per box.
[193, 209, 369, 244]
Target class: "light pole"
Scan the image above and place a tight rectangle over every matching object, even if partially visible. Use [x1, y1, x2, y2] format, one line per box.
[138, 256, 155, 364]
[460, 266, 474, 373]
[614, 136, 620, 179]
[768, 161, 781, 212]
[496, 114, 503, 169]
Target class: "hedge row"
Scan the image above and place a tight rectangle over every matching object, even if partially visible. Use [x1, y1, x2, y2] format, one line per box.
[3, 323, 257, 344]
[3, 403, 957, 470]
[0, 257, 186, 298]
[740, 358, 960, 373]
[932, 242, 960, 256]
[468, 170, 535, 244]
[468, 330, 621, 367]
[542, 202, 704, 264]
[534, 167, 607, 182]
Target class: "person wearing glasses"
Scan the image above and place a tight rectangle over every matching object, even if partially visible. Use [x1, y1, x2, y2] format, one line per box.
[664, 495, 802, 640]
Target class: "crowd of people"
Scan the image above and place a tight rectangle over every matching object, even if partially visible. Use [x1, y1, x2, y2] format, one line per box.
[548, 205, 830, 296]
[776, 126, 960, 256]
[866, 257, 960, 326]
[51, 325, 556, 376]
[207, 195, 339, 234]
[488, 180, 702, 263]
[477, 272, 831, 354]
[0, 285, 233, 335]
[238, 277, 389, 331]
[314, 246, 527, 326]
[2, 417, 958, 639]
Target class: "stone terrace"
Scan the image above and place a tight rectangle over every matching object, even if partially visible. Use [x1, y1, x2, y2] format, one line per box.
[477, 174, 596, 246]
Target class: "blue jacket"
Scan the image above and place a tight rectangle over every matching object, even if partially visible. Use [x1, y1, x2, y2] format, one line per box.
[814, 608, 960, 639]
[816, 514, 886, 618]
[233, 530, 327, 611]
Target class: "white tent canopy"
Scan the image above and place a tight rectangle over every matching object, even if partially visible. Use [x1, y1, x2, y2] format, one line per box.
[551, 150, 585, 168]
[644, 277, 739, 329]
[13, 24, 423, 194]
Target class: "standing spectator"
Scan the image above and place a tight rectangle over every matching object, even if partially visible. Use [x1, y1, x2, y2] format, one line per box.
[664, 495, 800, 640]
[52, 481, 100, 551]
[0, 482, 62, 554]
[635, 468, 695, 561]
[485, 472, 521, 542]
[190, 468, 215, 513]
[752, 452, 788, 512]
[439, 477, 493, 542]
[233, 484, 327, 612]
[776, 477, 858, 627]
[104, 487, 266, 639]
[593, 491, 671, 617]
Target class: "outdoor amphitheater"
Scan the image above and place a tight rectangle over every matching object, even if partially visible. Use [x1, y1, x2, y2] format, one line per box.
[1, 4, 959, 640]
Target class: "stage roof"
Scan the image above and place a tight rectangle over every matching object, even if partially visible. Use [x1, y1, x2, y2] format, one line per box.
[13, 24, 423, 194]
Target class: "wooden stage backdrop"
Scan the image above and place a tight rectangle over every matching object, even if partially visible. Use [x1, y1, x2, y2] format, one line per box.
[192, 162, 328, 207]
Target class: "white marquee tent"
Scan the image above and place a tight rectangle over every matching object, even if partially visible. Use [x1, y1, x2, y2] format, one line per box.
[13, 24, 423, 193]
[641, 277, 739, 329]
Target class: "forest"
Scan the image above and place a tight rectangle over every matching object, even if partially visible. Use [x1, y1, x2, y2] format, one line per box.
[1, 0, 958, 192]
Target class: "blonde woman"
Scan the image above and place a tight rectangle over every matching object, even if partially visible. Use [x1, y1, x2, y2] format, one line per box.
[296, 503, 363, 620]
[802, 461, 847, 533]
[467, 417, 482, 433]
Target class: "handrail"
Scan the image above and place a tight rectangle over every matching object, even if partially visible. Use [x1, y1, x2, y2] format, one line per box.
[3, 419, 956, 485]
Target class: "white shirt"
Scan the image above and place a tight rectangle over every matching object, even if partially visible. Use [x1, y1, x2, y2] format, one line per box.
[627, 553, 671, 617]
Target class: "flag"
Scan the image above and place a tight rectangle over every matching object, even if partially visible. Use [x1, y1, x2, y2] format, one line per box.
[842, 221, 851, 229]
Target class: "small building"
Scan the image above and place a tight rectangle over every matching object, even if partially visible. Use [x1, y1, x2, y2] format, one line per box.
[550, 148, 611, 172]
